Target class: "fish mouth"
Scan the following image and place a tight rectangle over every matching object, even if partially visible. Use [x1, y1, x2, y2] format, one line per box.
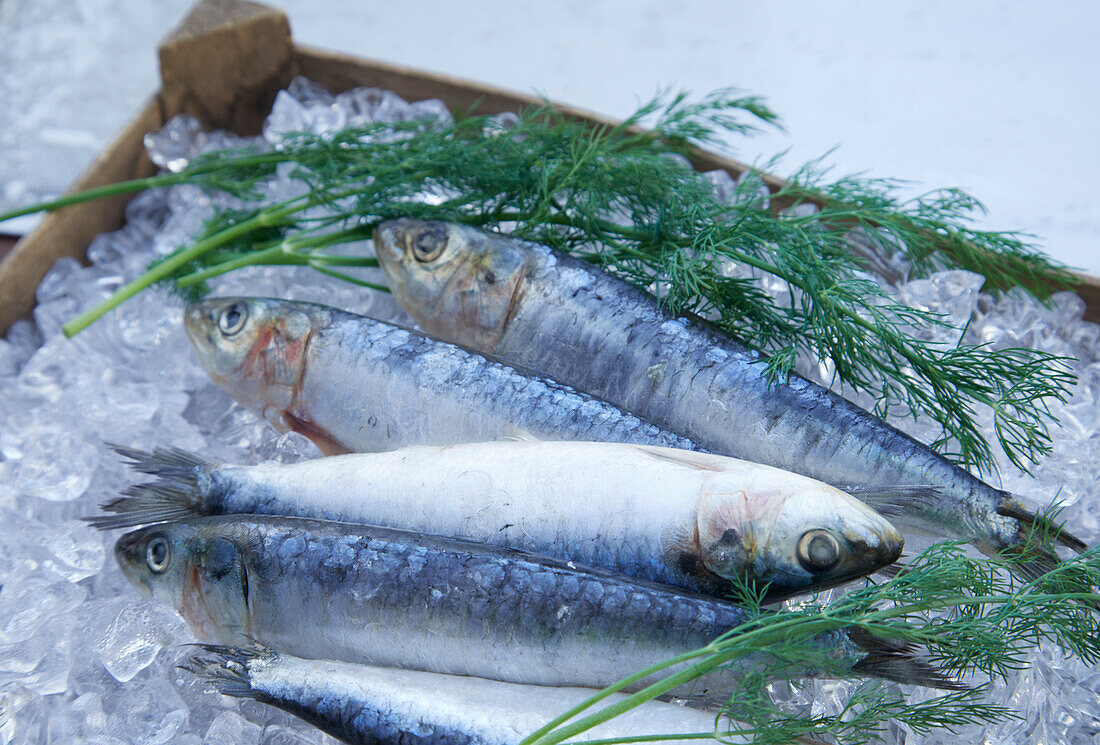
[113, 531, 153, 596]
[372, 219, 417, 277]
[759, 528, 904, 603]
[183, 301, 218, 361]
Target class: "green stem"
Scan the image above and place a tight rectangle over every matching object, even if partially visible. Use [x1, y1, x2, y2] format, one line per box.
[308, 254, 381, 267]
[309, 264, 390, 292]
[174, 244, 298, 288]
[518, 646, 720, 745]
[61, 197, 307, 337]
[567, 733, 730, 745]
[173, 226, 380, 288]
[0, 174, 186, 223]
[524, 616, 839, 745]
[525, 650, 739, 745]
[0, 150, 297, 225]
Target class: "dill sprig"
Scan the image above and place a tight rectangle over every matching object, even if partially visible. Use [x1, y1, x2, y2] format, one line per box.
[520, 541, 1100, 745]
[0, 90, 1077, 474]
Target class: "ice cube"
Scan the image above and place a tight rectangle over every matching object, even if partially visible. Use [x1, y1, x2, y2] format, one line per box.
[334, 87, 411, 124]
[15, 429, 99, 501]
[407, 98, 452, 124]
[781, 202, 820, 219]
[265, 91, 310, 143]
[44, 520, 106, 582]
[144, 115, 206, 173]
[203, 711, 263, 745]
[287, 76, 334, 107]
[93, 599, 190, 683]
[702, 169, 737, 203]
[110, 678, 190, 745]
[35, 257, 84, 304]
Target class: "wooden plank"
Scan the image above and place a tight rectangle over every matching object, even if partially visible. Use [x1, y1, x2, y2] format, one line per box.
[0, 97, 164, 334]
[158, 0, 293, 134]
[0, 235, 17, 262]
[1078, 276, 1100, 324]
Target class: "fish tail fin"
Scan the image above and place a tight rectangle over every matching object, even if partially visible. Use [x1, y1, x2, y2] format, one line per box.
[847, 629, 967, 691]
[82, 444, 217, 530]
[179, 642, 272, 699]
[997, 500, 1088, 554]
[989, 498, 1098, 610]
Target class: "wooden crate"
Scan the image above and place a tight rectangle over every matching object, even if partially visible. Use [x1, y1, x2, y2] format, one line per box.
[1, 0, 1096, 334]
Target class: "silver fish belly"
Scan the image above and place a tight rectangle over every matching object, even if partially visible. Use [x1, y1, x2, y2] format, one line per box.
[373, 220, 1085, 561]
[187, 646, 739, 745]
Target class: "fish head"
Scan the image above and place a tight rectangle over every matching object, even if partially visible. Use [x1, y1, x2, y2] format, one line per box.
[115, 521, 251, 642]
[373, 218, 531, 351]
[184, 297, 321, 427]
[695, 474, 904, 600]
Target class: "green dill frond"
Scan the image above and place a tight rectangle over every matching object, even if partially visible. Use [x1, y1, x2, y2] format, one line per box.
[4, 88, 1077, 474]
[520, 545, 1100, 745]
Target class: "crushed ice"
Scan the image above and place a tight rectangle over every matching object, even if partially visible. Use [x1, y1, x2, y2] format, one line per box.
[1, 76, 1098, 744]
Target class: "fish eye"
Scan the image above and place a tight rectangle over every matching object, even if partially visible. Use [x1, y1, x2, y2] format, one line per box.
[411, 226, 447, 263]
[797, 530, 841, 571]
[145, 536, 171, 574]
[218, 302, 248, 336]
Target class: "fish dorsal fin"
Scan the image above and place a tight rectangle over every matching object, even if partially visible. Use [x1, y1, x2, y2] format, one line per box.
[840, 485, 944, 517]
[633, 445, 730, 472]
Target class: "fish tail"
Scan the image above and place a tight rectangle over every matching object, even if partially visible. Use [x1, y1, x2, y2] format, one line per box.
[82, 444, 218, 530]
[847, 629, 967, 691]
[996, 500, 1088, 554]
[179, 642, 272, 699]
[987, 498, 1098, 610]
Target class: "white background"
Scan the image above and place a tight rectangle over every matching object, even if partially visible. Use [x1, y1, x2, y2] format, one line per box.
[1, 0, 1097, 275]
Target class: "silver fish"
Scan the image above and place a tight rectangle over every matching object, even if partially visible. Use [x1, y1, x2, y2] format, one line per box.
[373, 219, 1087, 571]
[183, 297, 700, 456]
[185, 644, 746, 745]
[93, 441, 906, 600]
[114, 515, 955, 694]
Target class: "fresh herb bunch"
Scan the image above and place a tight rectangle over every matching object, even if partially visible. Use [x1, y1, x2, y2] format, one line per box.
[521, 538, 1100, 745]
[0, 90, 1078, 474]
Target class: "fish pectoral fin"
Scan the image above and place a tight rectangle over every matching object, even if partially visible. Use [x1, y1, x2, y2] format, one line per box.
[840, 485, 944, 517]
[282, 411, 351, 456]
[633, 445, 727, 472]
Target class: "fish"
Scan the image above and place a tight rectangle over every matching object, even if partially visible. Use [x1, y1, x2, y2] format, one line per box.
[113, 515, 958, 695]
[91, 441, 908, 600]
[372, 218, 1088, 574]
[184, 644, 749, 745]
[183, 297, 701, 456]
